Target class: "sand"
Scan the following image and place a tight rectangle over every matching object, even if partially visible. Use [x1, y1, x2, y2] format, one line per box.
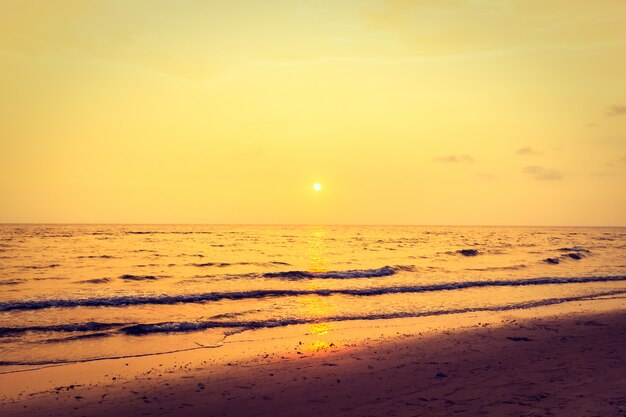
[1, 296, 625, 417]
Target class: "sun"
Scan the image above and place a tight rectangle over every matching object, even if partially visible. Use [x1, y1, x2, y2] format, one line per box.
[313, 183, 322, 191]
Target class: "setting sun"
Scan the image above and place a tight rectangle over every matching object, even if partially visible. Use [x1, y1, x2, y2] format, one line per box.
[313, 183, 322, 192]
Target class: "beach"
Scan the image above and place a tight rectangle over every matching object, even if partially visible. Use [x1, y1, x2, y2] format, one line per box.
[2, 296, 625, 417]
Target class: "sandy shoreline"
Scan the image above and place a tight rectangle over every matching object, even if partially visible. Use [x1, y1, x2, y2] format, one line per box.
[1, 296, 625, 416]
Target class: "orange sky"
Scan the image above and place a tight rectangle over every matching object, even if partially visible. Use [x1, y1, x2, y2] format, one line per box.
[1, 1, 625, 225]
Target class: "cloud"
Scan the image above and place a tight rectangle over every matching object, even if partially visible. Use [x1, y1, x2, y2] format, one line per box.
[516, 147, 538, 155]
[435, 154, 474, 163]
[523, 166, 563, 181]
[606, 105, 626, 117]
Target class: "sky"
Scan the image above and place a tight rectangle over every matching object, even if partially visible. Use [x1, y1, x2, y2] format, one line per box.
[1, 0, 625, 225]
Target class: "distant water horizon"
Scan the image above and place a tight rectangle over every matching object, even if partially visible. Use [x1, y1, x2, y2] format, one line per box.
[2, 223, 625, 228]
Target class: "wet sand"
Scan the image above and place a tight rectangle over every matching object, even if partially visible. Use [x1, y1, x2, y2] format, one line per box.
[1, 297, 625, 417]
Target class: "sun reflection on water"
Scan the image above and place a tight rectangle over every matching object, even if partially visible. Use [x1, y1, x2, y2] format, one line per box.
[307, 226, 328, 273]
[300, 227, 336, 350]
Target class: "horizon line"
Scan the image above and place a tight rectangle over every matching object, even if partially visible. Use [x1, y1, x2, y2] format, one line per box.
[0, 223, 624, 228]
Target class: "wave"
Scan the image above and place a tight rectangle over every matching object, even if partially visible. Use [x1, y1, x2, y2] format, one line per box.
[20, 264, 60, 269]
[0, 279, 25, 286]
[456, 249, 480, 256]
[121, 289, 626, 335]
[1, 290, 624, 352]
[127, 231, 213, 235]
[557, 247, 591, 253]
[263, 265, 400, 279]
[193, 265, 403, 280]
[39, 332, 113, 344]
[0, 322, 128, 336]
[119, 274, 158, 281]
[465, 264, 527, 272]
[32, 277, 67, 281]
[75, 278, 112, 284]
[1, 275, 625, 312]
[191, 261, 292, 268]
[545, 251, 589, 264]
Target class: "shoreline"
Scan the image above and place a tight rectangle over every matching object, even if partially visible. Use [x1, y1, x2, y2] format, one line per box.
[1, 296, 625, 416]
[2, 285, 625, 375]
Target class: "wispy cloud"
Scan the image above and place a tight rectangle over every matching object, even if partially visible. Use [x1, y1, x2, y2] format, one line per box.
[435, 154, 474, 163]
[606, 105, 626, 117]
[516, 147, 538, 155]
[523, 166, 562, 181]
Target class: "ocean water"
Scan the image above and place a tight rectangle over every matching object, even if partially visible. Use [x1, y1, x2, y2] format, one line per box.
[1, 224, 625, 372]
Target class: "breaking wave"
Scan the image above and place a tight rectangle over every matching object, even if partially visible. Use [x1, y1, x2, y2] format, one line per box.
[120, 289, 626, 335]
[0, 289, 623, 370]
[1, 274, 625, 312]
[263, 265, 400, 279]
[0, 322, 129, 336]
[191, 261, 292, 268]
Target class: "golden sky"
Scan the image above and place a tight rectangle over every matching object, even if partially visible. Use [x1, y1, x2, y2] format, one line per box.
[1, 0, 625, 225]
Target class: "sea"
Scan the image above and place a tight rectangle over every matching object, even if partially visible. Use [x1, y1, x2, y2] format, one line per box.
[1, 224, 625, 373]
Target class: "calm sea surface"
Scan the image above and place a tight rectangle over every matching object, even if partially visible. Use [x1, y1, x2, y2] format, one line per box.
[1, 225, 625, 371]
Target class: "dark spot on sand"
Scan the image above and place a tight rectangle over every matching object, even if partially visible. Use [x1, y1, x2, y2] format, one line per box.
[507, 337, 531, 342]
[435, 372, 448, 378]
[576, 320, 606, 327]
